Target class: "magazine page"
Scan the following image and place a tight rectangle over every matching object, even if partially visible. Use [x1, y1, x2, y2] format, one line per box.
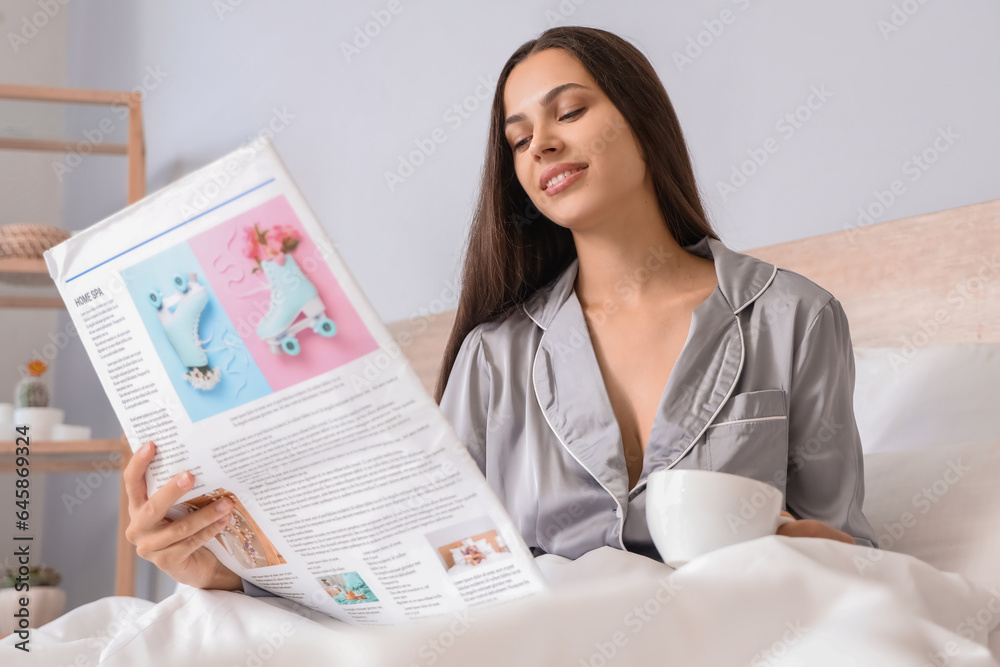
[42, 138, 547, 625]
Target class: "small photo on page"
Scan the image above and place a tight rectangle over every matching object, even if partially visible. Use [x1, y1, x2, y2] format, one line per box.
[121, 193, 378, 421]
[316, 571, 379, 605]
[168, 488, 286, 569]
[426, 517, 512, 576]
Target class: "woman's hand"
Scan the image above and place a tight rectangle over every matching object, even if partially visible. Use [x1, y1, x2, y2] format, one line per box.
[124, 441, 242, 591]
[775, 510, 855, 545]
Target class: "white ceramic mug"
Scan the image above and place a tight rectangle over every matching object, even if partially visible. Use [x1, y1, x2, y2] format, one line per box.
[646, 468, 795, 568]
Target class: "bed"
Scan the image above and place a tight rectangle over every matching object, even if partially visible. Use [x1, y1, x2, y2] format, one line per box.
[5, 198, 1000, 666]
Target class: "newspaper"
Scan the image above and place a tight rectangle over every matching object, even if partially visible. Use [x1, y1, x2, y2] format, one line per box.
[42, 138, 547, 625]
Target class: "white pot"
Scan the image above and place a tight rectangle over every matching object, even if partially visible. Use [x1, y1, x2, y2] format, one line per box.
[0, 586, 66, 637]
[52, 424, 92, 441]
[12, 407, 64, 441]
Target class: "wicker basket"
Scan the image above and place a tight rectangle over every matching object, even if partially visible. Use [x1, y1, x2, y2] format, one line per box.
[0, 224, 71, 286]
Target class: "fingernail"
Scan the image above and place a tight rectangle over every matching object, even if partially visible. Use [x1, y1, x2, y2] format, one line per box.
[177, 472, 193, 489]
[217, 499, 233, 514]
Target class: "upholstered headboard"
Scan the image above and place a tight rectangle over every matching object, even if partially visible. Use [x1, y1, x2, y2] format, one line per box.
[387, 197, 1000, 395]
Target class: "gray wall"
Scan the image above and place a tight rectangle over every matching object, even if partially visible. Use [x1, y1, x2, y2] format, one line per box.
[3, 0, 998, 610]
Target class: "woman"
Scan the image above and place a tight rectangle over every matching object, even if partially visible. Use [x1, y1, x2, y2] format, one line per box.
[433, 26, 877, 561]
[123, 26, 876, 594]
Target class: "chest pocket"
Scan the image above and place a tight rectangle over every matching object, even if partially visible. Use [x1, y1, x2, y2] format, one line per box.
[705, 389, 789, 493]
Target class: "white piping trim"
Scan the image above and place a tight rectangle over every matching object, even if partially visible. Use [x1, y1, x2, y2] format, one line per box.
[522, 301, 546, 330]
[532, 340, 627, 551]
[675, 315, 746, 464]
[706, 415, 787, 429]
[734, 263, 777, 315]
[630, 311, 747, 501]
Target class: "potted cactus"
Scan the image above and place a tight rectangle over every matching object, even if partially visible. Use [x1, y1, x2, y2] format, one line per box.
[12, 360, 63, 440]
[15, 360, 50, 408]
[0, 565, 66, 637]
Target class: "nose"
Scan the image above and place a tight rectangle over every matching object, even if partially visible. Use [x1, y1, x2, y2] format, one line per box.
[529, 122, 563, 159]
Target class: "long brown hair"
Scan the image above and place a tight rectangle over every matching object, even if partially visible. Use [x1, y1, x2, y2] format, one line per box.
[434, 26, 718, 403]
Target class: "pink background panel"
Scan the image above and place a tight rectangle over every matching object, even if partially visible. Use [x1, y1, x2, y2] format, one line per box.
[188, 194, 379, 392]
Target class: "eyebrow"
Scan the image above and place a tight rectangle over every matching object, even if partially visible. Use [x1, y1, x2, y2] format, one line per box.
[504, 82, 589, 129]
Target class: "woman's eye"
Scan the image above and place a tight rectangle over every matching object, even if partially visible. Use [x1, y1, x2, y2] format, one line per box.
[511, 109, 584, 152]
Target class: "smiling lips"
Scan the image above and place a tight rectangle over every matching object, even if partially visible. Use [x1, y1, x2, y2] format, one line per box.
[540, 163, 588, 194]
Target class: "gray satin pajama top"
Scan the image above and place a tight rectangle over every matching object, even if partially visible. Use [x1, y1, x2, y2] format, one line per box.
[438, 236, 878, 561]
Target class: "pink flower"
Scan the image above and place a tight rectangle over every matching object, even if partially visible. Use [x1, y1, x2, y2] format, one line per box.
[265, 230, 283, 254]
[242, 226, 262, 262]
[274, 224, 301, 242]
[259, 229, 284, 263]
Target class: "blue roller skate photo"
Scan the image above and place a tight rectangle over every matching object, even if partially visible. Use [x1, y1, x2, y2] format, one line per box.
[149, 272, 222, 390]
[256, 254, 337, 355]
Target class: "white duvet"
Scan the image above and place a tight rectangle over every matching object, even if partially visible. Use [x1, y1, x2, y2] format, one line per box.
[4, 535, 999, 666]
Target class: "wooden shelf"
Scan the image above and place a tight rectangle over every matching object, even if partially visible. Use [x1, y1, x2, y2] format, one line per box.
[0, 438, 131, 472]
[0, 136, 128, 155]
[0, 83, 140, 106]
[0, 83, 146, 597]
[0, 438, 129, 455]
[0, 295, 64, 309]
[0, 257, 50, 274]
[0, 258, 65, 308]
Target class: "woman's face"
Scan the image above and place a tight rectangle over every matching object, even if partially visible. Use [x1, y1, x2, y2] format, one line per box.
[503, 48, 648, 231]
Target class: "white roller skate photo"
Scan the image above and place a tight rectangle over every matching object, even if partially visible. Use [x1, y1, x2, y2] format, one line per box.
[148, 271, 222, 390]
[244, 222, 337, 356]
